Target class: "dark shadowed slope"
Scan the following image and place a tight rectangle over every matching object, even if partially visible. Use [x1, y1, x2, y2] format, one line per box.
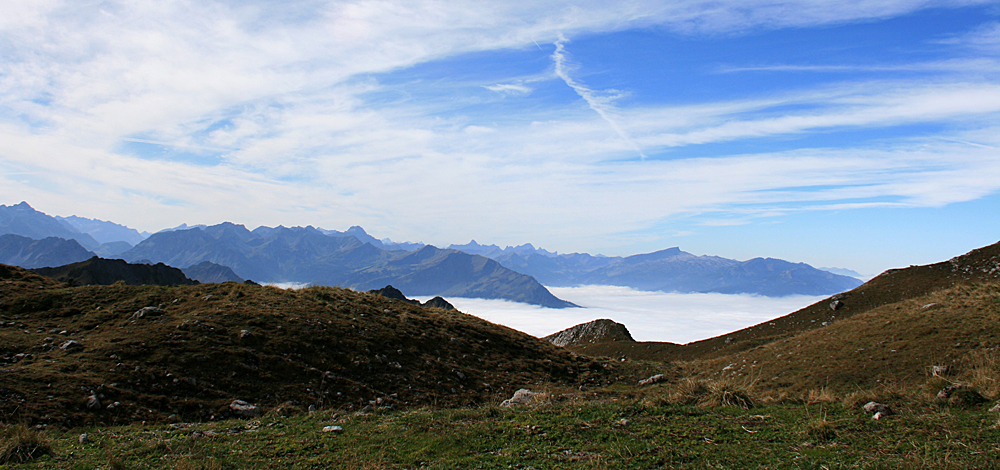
[182, 261, 245, 284]
[0, 264, 597, 427]
[31, 257, 197, 286]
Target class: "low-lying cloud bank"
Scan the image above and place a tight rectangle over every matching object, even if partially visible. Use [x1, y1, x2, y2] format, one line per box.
[421, 286, 826, 344]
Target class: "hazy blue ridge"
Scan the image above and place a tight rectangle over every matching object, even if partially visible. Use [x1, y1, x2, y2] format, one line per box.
[0, 234, 96, 269]
[56, 214, 149, 245]
[0, 202, 101, 250]
[476, 246, 863, 297]
[120, 224, 576, 308]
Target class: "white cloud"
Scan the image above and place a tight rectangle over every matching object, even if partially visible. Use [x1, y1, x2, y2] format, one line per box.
[0, 0, 998, 267]
[552, 34, 647, 159]
[418, 286, 826, 343]
[484, 84, 533, 95]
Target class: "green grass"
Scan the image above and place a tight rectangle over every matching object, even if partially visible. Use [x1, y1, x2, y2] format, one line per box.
[3, 392, 999, 469]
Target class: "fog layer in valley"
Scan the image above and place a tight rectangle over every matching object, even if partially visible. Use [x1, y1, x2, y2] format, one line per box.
[421, 286, 826, 344]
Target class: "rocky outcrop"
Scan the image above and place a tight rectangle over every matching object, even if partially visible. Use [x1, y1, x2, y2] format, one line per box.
[500, 388, 544, 407]
[544, 319, 634, 347]
[422, 296, 456, 311]
[369, 285, 456, 311]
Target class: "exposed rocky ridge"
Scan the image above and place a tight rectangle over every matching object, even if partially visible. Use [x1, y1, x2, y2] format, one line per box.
[0, 264, 599, 427]
[0, 234, 96, 269]
[545, 319, 635, 347]
[31, 257, 197, 286]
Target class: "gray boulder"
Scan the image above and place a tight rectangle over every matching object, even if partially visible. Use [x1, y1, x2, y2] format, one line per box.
[229, 399, 262, 418]
[500, 388, 539, 407]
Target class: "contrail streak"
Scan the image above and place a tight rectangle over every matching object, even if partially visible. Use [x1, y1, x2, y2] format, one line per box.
[552, 34, 647, 159]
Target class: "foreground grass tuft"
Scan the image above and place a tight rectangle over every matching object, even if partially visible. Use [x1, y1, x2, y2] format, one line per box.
[0, 425, 52, 464]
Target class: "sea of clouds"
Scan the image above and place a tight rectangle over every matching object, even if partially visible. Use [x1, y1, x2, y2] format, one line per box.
[419, 286, 826, 344]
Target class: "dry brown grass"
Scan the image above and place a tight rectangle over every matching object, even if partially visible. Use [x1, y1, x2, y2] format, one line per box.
[805, 387, 838, 405]
[656, 376, 758, 409]
[962, 349, 1000, 398]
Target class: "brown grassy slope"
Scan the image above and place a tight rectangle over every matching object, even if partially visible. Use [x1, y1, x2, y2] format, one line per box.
[684, 279, 1000, 396]
[569, 240, 1000, 363]
[0, 264, 604, 428]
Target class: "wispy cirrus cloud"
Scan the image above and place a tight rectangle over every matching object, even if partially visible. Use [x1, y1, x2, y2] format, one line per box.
[484, 83, 533, 95]
[0, 0, 998, 276]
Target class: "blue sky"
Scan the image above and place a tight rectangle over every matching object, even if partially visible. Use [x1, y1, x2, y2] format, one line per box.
[1, 1, 999, 276]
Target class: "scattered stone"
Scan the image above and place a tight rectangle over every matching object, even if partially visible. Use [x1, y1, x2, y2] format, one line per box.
[322, 425, 343, 433]
[360, 405, 374, 414]
[131, 306, 165, 320]
[308, 405, 317, 414]
[229, 399, 262, 418]
[239, 329, 252, 339]
[862, 402, 892, 416]
[989, 402, 1000, 413]
[85, 394, 101, 410]
[617, 418, 631, 427]
[829, 300, 843, 311]
[873, 411, 888, 420]
[931, 365, 949, 377]
[500, 388, 538, 407]
[936, 384, 966, 400]
[78, 433, 89, 444]
[638, 374, 665, 386]
[60, 340, 83, 351]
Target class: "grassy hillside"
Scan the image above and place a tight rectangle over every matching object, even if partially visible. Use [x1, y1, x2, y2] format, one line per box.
[571, 241, 1000, 366]
[0, 264, 605, 429]
[685, 280, 1000, 396]
[3, 242, 1000, 468]
[2, 380, 998, 469]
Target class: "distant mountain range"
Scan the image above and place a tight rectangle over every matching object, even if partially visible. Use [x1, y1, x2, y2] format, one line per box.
[0, 201, 862, 303]
[449, 241, 863, 297]
[120, 223, 575, 308]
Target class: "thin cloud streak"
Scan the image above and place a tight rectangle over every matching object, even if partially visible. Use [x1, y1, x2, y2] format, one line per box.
[552, 34, 648, 159]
